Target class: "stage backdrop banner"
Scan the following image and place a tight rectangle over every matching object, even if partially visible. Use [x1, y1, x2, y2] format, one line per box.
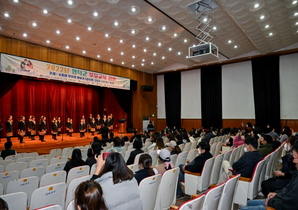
[0, 53, 130, 90]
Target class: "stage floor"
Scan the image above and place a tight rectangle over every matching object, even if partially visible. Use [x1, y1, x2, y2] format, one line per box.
[0, 132, 133, 155]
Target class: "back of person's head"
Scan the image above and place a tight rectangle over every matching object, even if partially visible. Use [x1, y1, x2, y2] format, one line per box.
[198, 141, 210, 152]
[102, 133, 108, 139]
[123, 136, 129, 142]
[113, 137, 121, 147]
[156, 137, 165, 149]
[133, 138, 143, 149]
[93, 136, 99, 143]
[288, 136, 298, 146]
[158, 149, 173, 170]
[282, 126, 292, 137]
[75, 180, 107, 210]
[245, 137, 258, 149]
[230, 129, 237, 136]
[0, 198, 8, 210]
[87, 148, 93, 159]
[99, 152, 133, 184]
[91, 142, 102, 156]
[109, 132, 114, 139]
[72, 149, 82, 163]
[246, 122, 253, 128]
[263, 135, 272, 144]
[139, 154, 155, 176]
[4, 142, 12, 150]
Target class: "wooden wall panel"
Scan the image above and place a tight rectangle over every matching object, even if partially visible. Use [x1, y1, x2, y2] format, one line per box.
[181, 119, 202, 131]
[0, 35, 157, 132]
[222, 119, 256, 129]
[280, 120, 298, 132]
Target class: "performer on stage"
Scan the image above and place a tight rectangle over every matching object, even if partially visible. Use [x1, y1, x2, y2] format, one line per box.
[28, 116, 36, 140]
[79, 119, 86, 138]
[28, 115, 32, 139]
[68, 118, 73, 137]
[90, 118, 96, 136]
[57, 117, 62, 136]
[18, 116, 26, 143]
[51, 118, 58, 140]
[5, 115, 13, 142]
[66, 118, 70, 136]
[95, 114, 102, 134]
[87, 114, 93, 133]
[39, 116, 47, 142]
[107, 114, 114, 131]
[102, 115, 107, 125]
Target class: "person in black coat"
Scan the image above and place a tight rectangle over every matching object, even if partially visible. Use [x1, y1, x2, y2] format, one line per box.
[126, 138, 144, 165]
[57, 117, 62, 136]
[28, 116, 36, 140]
[134, 154, 155, 184]
[176, 141, 213, 198]
[86, 142, 103, 169]
[64, 148, 87, 174]
[68, 118, 73, 137]
[39, 116, 47, 142]
[18, 116, 26, 143]
[5, 115, 13, 142]
[51, 118, 58, 140]
[79, 119, 86, 138]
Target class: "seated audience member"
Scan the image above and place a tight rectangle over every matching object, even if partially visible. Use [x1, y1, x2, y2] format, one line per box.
[176, 141, 212, 199]
[258, 135, 273, 158]
[126, 138, 144, 165]
[225, 129, 237, 147]
[1, 141, 16, 160]
[109, 137, 124, 153]
[130, 131, 137, 142]
[148, 136, 165, 151]
[106, 132, 114, 143]
[261, 136, 298, 197]
[267, 131, 281, 150]
[181, 132, 190, 144]
[75, 180, 107, 210]
[166, 140, 182, 155]
[91, 152, 142, 210]
[201, 129, 215, 144]
[134, 154, 155, 184]
[218, 137, 262, 184]
[188, 130, 195, 143]
[279, 126, 292, 143]
[86, 142, 102, 168]
[233, 130, 245, 148]
[64, 148, 87, 173]
[240, 143, 298, 210]
[154, 149, 174, 174]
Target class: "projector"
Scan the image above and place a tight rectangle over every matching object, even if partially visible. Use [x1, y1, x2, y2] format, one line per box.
[188, 43, 218, 62]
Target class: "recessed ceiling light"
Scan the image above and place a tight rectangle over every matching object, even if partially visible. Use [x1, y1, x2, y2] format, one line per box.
[177, 52, 181, 55]
[147, 17, 153, 22]
[192, 44, 196, 47]
[132, 64, 135, 67]
[294, 12, 298, 16]
[129, 6, 140, 15]
[56, 30, 60, 34]
[13, 0, 19, 2]
[121, 62, 124, 64]
[213, 26, 217, 30]
[32, 22, 37, 27]
[158, 42, 162, 47]
[186, 56, 189, 58]
[173, 33, 178, 37]
[145, 36, 150, 41]
[292, 1, 297, 5]
[132, 55, 135, 59]
[119, 39, 123, 43]
[68, 0, 73, 5]
[46, 40, 50, 43]
[265, 24, 269, 28]
[93, 11, 98, 17]
[141, 63, 144, 66]
[43, 10, 48, 14]
[66, 45, 69, 49]
[260, 15, 265, 19]
[269, 32, 273, 36]
[168, 47, 172, 51]
[120, 52, 124, 55]
[203, 18, 208, 22]
[254, 3, 260, 8]
[145, 16, 155, 24]
[97, 55, 100, 58]
[107, 47, 111, 51]
[162, 56, 165, 59]
[131, 29, 138, 35]
[4, 13, 9, 18]
[114, 20, 119, 27]
[105, 34, 109, 38]
[183, 39, 189, 43]
[110, 58, 113, 62]
[67, 19, 72, 23]
[23, 33, 27, 37]
[88, 27, 92, 31]
[153, 53, 156, 56]
[228, 40, 232, 44]
[143, 49, 147, 52]
[234, 45, 238, 48]
[132, 44, 136, 48]
[76, 36, 80, 40]
[82, 50, 86, 54]
[142, 59, 145, 62]
[296, 22, 298, 25]
[160, 25, 168, 32]
[151, 62, 154, 65]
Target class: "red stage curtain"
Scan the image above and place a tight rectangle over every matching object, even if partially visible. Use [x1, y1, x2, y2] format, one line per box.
[0, 77, 127, 135]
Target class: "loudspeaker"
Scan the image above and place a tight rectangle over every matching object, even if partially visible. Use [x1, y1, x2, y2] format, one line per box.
[130, 80, 137, 91]
[141, 85, 153, 92]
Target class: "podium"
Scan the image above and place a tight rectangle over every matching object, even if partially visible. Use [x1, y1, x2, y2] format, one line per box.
[117, 119, 126, 134]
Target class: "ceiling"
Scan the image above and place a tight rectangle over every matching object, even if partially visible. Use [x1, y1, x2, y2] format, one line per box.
[0, 0, 298, 74]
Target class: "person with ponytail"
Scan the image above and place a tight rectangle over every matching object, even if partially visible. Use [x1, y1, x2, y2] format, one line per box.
[134, 154, 155, 184]
[75, 180, 107, 210]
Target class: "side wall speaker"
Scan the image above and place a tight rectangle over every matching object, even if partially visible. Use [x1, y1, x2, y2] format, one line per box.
[141, 85, 153, 92]
[130, 80, 137, 91]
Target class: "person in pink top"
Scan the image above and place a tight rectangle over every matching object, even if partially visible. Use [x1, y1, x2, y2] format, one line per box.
[234, 130, 245, 148]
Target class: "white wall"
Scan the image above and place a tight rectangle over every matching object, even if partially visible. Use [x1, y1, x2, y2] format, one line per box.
[280, 53, 298, 119]
[157, 75, 166, 118]
[222, 61, 255, 119]
[181, 69, 201, 118]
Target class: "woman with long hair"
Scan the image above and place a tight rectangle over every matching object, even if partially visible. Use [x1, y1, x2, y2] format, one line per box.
[64, 149, 87, 173]
[75, 180, 107, 210]
[134, 154, 155, 184]
[91, 152, 142, 210]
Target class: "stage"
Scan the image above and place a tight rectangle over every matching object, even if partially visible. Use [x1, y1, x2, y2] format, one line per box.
[0, 132, 133, 155]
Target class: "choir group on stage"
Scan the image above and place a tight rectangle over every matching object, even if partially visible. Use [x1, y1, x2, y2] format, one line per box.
[3, 113, 114, 143]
